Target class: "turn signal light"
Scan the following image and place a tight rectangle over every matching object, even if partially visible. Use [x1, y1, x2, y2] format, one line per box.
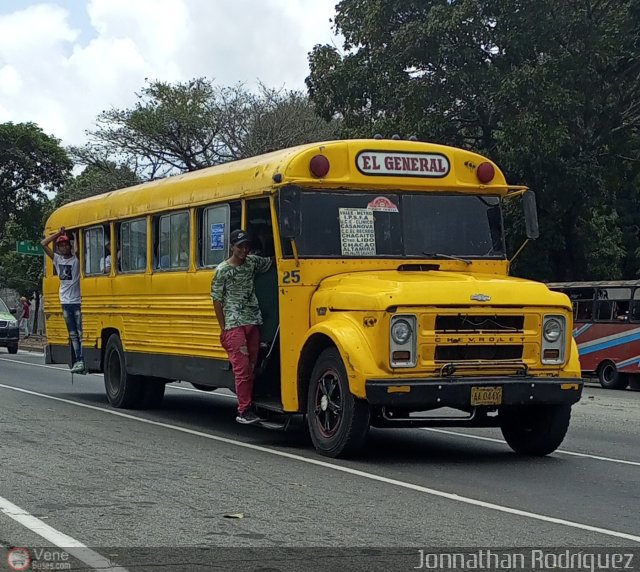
[392, 351, 411, 361]
[543, 349, 560, 360]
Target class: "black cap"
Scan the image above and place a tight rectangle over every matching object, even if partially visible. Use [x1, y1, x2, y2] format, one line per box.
[230, 229, 251, 246]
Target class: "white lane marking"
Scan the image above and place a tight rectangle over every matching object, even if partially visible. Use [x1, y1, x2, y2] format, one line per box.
[0, 495, 128, 571]
[420, 428, 640, 467]
[0, 357, 65, 371]
[2, 356, 639, 468]
[1, 383, 639, 544]
[166, 386, 640, 468]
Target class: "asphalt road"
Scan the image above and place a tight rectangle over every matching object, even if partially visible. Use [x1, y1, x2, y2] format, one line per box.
[1, 351, 639, 571]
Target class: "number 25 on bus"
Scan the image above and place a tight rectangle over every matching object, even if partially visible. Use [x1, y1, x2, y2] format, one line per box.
[43, 139, 583, 458]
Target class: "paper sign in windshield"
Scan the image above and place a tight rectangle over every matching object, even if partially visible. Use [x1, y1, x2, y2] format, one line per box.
[211, 223, 225, 250]
[339, 208, 376, 256]
[367, 197, 398, 212]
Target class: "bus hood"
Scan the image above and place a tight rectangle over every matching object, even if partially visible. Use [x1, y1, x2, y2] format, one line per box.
[313, 270, 570, 312]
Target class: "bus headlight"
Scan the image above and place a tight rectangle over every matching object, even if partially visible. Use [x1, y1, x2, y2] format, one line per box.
[390, 314, 417, 368]
[541, 315, 566, 365]
[391, 319, 412, 344]
[543, 318, 562, 342]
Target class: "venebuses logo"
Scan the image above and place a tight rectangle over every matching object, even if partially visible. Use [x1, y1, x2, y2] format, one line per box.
[7, 547, 31, 571]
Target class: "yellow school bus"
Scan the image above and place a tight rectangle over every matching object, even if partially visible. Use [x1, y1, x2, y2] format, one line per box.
[43, 139, 583, 458]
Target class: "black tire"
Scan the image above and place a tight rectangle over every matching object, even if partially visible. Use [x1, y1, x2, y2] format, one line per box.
[306, 347, 370, 458]
[597, 361, 629, 390]
[191, 383, 217, 392]
[141, 377, 166, 409]
[500, 404, 571, 456]
[103, 334, 145, 408]
[7, 344, 18, 355]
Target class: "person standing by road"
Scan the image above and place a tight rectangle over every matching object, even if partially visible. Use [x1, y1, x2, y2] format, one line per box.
[211, 229, 273, 424]
[18, 296, 30, 338]
[41, 228, 86, 374]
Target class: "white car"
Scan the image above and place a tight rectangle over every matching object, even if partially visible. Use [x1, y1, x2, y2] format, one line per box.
[0, 298, 19, 354]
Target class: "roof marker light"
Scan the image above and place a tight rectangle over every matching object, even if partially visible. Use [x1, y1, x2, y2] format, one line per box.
[310, 154, 330, 178]
[477, 162, 495, 184]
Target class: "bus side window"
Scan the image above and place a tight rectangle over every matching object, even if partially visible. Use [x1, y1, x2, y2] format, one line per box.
[630, 289, 640, 322]
[119, 218, 147, 273]
[576, 300, 593, 321]
[153, 211, 189, 270]
[605, 288, 632, 322]
[571, 301, 578, 319]
[84, 226, 105, 276]
[595, 300, 613, 321]
[199, 204, 230, 267]
[246, 198, 275, 257]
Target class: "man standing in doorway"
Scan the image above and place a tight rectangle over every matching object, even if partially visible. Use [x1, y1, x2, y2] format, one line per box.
[211, 229, 273, 424]
[41, 228, 86, 374]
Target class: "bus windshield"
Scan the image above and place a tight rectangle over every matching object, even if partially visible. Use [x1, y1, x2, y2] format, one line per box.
[284, 190, 504, 258]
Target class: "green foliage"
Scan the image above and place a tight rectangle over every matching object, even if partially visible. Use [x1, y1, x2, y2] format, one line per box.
[55, 162, 140, 207]
[0, 122, 71, 237]
[72, 79, 338, 181]
[0, 122, 71, 294]
[307, 0, 640, 280]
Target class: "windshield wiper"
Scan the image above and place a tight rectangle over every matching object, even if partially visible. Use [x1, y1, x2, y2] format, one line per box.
[422, 252, 472, 265]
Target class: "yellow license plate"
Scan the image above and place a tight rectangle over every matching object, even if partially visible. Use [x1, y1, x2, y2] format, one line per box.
[471, 386, 503, 406]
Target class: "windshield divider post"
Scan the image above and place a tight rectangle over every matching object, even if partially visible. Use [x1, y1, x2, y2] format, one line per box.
[509, 238, 530, 264]
[290, 238, 300, 267]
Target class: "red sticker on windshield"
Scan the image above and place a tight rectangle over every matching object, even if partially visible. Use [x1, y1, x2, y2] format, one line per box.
[367, 197, 398, 212]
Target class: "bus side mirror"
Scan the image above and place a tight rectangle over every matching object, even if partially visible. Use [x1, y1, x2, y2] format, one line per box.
[279, 186, 301, 239]
[523, 191, 539, 239]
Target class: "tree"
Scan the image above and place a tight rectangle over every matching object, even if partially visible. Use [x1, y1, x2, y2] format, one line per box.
[72, 79, 338, 181]
[0, 122, 71, 305]
[55, 162, 140, 207]
[307, 0, 640, 281]
[0, 122, 71, 239]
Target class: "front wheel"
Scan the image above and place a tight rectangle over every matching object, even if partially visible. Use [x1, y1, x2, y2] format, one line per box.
[597, 361, 629, 390]
[500, 404, 571, 456]
[306, 348, 370, 458]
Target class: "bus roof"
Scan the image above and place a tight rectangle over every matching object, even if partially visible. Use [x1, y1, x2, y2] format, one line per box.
[46, 139, 512, 231]
[547, 280, 640, 289]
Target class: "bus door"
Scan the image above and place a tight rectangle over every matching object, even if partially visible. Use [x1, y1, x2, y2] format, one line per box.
[245, 197, 280, 403]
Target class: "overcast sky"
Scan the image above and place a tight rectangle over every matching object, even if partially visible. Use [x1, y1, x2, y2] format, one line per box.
[0, 0, 339, 146]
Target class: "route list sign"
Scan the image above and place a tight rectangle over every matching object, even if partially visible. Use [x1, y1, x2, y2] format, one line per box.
[339, 208, 376, 256]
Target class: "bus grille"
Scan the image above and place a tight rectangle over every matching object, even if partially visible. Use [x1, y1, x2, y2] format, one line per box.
[435, 345, 523, 361]
[435, 315, 524, 333]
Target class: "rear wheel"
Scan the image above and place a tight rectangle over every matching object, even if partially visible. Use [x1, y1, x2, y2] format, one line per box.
[500, 404, 571, 456]
[7, 343, 18, 354]
[191, 383, 217, 392]
[597, 361, 629, 390]
[103, 334, 145, 408]
[142, 377, 166, 409]
[306, 348, 370, 458]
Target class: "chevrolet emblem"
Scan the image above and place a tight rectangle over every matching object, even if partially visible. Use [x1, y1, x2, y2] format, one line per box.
[471, 293, 491, 302]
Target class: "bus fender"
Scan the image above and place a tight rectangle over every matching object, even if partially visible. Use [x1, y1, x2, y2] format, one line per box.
[300, 317, 374, 400]
[566, 337, 582, 377]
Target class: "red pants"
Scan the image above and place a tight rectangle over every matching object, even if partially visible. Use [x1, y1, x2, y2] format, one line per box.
[221, 325, 260, 414]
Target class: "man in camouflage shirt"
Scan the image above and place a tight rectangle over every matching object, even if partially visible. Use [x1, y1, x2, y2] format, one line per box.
[211, 229, 273, 424]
